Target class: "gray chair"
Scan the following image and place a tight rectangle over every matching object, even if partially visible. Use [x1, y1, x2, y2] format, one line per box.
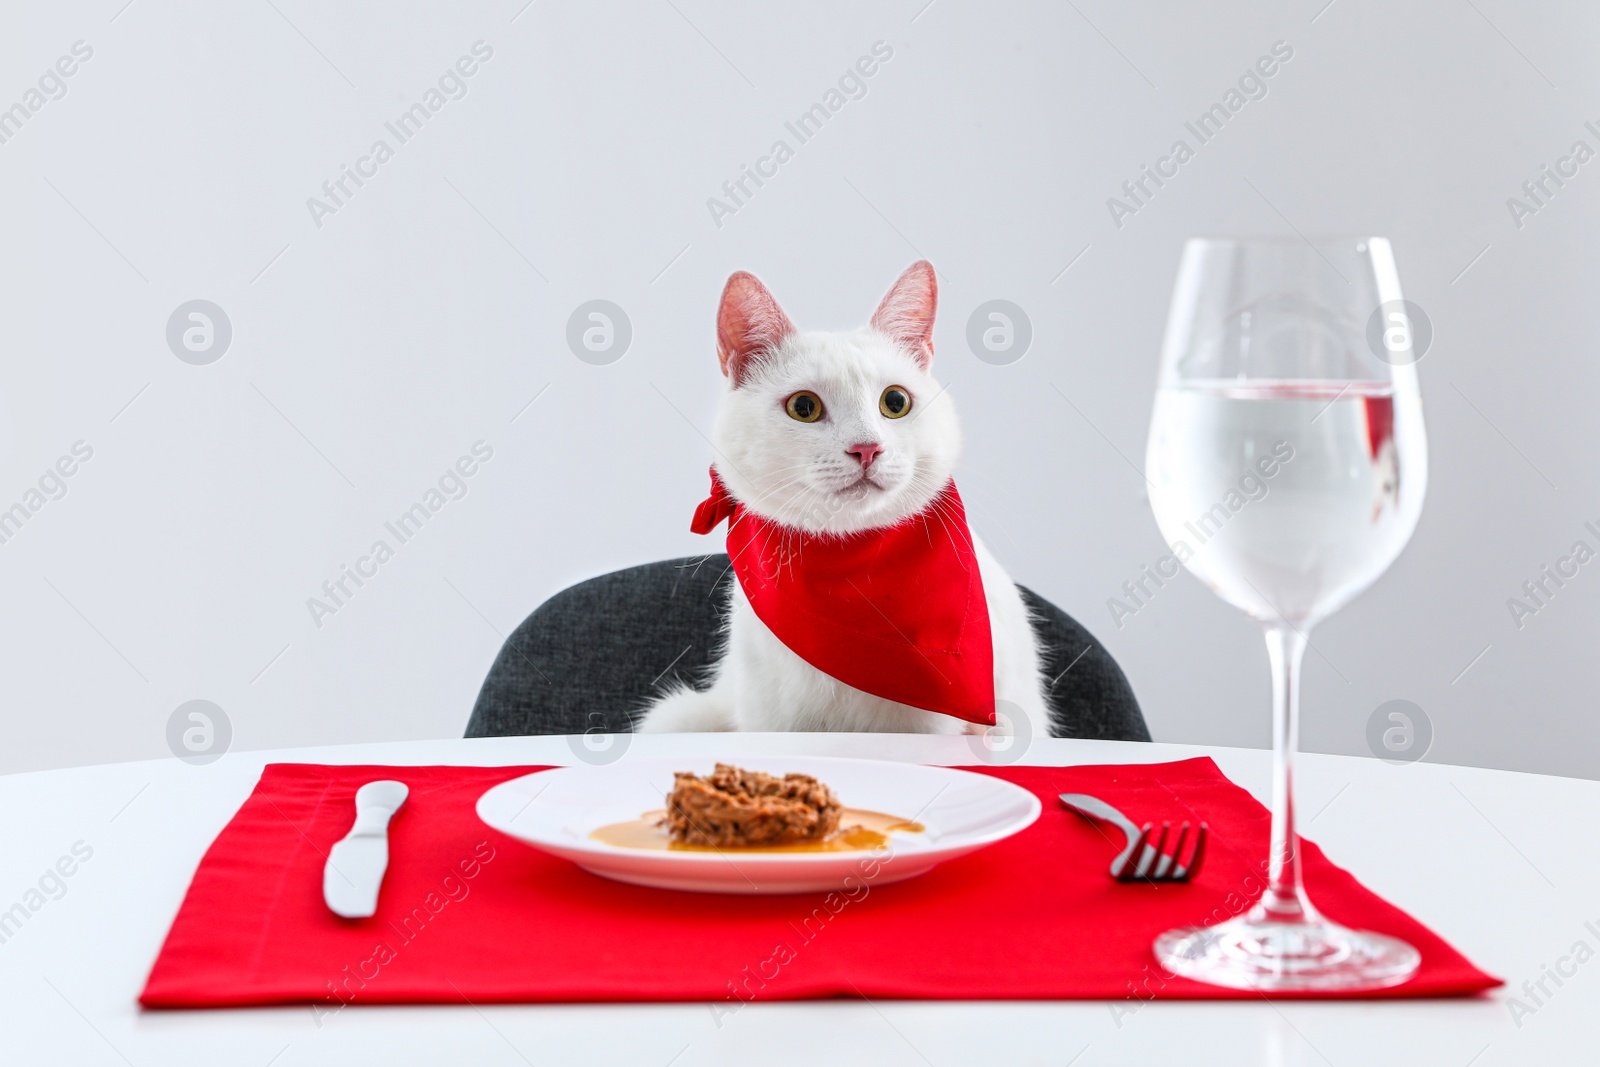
[465, 555, 1150, 741]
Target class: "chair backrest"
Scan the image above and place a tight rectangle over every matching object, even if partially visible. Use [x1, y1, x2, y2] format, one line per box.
[465, 555, 1149, 742]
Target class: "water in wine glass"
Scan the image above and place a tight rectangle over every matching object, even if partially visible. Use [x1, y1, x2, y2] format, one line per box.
[1146, 379, 1423, 626]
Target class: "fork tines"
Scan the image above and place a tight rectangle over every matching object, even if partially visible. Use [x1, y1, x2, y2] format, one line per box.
[1111, 820, 1208, 883]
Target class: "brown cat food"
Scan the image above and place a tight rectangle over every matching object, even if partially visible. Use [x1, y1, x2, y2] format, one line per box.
[663, 763, 842, 847]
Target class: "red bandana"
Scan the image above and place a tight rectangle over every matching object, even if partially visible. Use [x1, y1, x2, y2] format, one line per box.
[691, 468, 996, 726]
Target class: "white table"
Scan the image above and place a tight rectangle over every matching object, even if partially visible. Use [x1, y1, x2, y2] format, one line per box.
[0, 733, 1591, 1066]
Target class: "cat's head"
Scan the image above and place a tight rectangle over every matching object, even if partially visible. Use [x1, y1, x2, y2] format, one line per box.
[710, 261, 961, 535]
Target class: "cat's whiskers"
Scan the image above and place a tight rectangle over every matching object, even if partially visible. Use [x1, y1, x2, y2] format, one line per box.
[744, 464, 895, 540]
[944, 467, 1027, 558]
[747, 460, 815, 482]
[925, 493, 977, 556]
[744, 470, 819, 521]
[744, 459, 823, 492]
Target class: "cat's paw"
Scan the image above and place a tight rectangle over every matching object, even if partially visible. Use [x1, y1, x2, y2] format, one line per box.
[635, 687, 735, 733]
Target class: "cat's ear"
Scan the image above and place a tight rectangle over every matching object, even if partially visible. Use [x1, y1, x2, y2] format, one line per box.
[717, 271, 795, 386]
[870, 260, 938, 368]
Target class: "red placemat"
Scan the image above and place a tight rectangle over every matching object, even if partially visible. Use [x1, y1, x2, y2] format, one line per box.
[140, 759, 1499, 1009]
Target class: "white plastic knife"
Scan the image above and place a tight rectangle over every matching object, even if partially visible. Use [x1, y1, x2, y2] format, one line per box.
[323, 780, 408, 919]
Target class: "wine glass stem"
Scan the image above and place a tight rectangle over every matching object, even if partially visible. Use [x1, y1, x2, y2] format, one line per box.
[1254, 624, 1318, 925]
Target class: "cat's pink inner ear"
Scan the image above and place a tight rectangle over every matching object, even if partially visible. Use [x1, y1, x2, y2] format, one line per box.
[870, 260, 938, 367]
[717, 272, 795, 385]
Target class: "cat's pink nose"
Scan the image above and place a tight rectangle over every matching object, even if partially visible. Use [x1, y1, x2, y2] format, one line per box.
[846, 442, 883, 469]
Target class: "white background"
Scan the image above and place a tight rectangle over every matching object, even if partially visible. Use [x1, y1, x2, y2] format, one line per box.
[2, 0, 1597, 779]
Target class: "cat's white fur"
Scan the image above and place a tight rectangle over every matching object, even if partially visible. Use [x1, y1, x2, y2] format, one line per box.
[637, 263, 1051, 738]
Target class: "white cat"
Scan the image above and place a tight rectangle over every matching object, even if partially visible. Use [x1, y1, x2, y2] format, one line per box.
[637, 262, 1051, 738]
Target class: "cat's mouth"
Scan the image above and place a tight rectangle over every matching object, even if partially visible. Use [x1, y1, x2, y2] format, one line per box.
[838, 474, 887, 496]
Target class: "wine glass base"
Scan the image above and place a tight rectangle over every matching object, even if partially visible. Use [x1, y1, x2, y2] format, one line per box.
[1154, 915, 1421, 992]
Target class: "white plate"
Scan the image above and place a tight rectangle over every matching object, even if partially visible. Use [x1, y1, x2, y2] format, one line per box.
[476, 756, 1042, 894]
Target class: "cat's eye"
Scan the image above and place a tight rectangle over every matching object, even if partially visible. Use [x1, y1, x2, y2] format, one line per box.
[785, 391, 824, 423]
[879, 386, 912, 419]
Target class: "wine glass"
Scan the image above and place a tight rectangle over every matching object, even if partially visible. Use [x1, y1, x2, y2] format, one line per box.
[1144, 236, 1427, 990]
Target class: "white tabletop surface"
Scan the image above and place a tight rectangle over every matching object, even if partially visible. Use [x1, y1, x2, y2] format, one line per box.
[0, 732, 1591, 1067]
